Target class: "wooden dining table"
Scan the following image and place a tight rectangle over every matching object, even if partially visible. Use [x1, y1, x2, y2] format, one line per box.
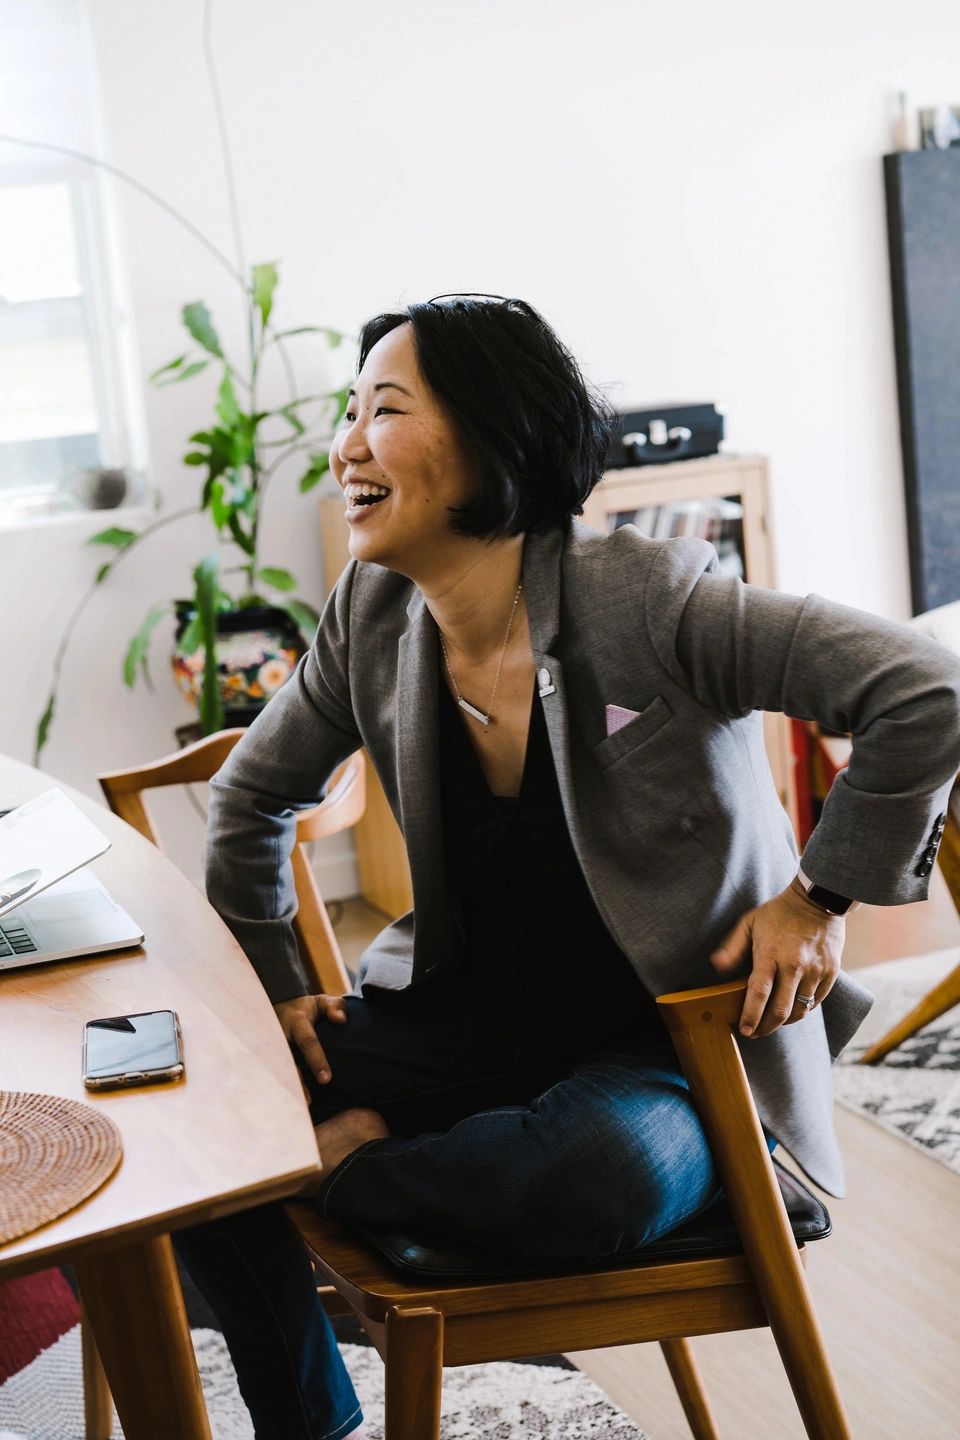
[0, 752, 322, 1438]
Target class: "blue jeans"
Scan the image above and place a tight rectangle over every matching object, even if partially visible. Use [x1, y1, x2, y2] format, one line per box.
[173, 969, 734, 1440]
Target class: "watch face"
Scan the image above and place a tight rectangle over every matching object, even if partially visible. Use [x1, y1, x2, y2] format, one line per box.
[807, 884, 853, 916]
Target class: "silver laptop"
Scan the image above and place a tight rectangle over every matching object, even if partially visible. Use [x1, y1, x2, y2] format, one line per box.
[0, 788, 144, 971]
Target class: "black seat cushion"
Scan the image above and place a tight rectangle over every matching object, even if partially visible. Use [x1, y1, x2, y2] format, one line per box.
[356, 1159, 831, 1282]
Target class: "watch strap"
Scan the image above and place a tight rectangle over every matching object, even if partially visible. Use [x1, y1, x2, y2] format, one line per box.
[796, 867, 856, 916]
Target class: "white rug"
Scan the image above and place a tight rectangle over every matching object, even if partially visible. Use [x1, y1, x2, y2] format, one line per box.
[834, 947, 960, 1174]
[0, 1326, 648, 1439]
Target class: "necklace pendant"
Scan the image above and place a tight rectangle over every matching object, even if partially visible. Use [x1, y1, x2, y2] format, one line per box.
[457, 696, 490, 727]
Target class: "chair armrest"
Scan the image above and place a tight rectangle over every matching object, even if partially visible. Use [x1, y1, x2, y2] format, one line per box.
[99, 728, 248, 794]
[656, 978, 747, 1033]
[295, 752, 367, 843]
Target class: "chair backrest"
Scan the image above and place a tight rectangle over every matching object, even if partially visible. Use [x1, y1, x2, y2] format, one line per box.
[98, 729, 365, 996]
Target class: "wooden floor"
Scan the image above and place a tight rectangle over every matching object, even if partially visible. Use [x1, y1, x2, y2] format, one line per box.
[335, 870, 960, 1440]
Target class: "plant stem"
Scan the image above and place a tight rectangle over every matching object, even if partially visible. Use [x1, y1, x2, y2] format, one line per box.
[0, 134, 242, 285]
[0, 131, 300, 407]
[35, 506, 201, 764]
[202, 0, 247, 300]
[261, 438, 325, 483]
[201, 0, 262, 594]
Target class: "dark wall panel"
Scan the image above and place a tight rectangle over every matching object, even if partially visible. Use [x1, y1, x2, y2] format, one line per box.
[884, 150, 960, 614]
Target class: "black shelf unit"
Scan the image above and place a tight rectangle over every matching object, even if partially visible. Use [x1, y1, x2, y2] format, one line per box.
[884, 149, 960, 615]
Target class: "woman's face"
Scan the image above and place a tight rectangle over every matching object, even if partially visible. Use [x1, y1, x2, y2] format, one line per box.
[329, 323, 480, 575]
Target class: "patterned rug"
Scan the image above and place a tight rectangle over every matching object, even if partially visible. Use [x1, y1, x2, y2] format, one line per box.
[0, 1276, 648, 1439]
[835, 947, 960, 1173]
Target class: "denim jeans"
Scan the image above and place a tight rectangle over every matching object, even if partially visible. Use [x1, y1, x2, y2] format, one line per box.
[173, 967, 738, 1440]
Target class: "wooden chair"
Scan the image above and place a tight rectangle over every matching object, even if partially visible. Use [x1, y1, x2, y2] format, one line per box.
[98, 727, 366, 996]
[859, 779, 960, 1063]
[87, 735, 850, 1438]
[282, 977, 851, 1440]
[79, 729, 366, 1440]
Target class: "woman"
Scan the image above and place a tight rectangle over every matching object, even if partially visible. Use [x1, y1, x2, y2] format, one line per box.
[176, 295, 960, 1440]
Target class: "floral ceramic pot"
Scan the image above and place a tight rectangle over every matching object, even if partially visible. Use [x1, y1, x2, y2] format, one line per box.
[172, 604, 306, 725]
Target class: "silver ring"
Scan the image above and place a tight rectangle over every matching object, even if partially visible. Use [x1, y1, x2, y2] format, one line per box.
[796, 993, 817, 1011]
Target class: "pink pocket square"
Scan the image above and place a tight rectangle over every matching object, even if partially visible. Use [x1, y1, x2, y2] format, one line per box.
[605, 703, 641, 737]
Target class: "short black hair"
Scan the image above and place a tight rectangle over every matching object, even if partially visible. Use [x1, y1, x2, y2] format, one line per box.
[355, 294, 618, 537]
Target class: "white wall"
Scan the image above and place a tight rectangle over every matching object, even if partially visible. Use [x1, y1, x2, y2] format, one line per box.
[7, 0, 960, 881]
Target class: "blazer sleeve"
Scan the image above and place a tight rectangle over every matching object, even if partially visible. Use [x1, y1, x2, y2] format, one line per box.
[645, 537, 960, 905]
[204, 563, 362, 1002]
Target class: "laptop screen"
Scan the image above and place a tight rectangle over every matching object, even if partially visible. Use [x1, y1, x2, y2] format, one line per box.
[0, 789, 111, 920]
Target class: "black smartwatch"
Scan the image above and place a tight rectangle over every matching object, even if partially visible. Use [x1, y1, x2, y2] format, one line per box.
[796, 868, 856, 916]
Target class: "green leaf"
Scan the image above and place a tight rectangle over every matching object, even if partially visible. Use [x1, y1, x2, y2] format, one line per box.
[183, 451, 207, 466]
[148, 353, 190, 383]
[178, 613, 203, 653]
[279, 405, 306, 437]
[95, 561, 111, 584]
[298, 451, 330, 493]
[188, 429, 214, 445]
[88, 526, 136, 550]
[252, 261, 279, 329]
[209, 478, 231, 530]
[193, 553, 224, 734]
[271, 596, 320, 641]
[123, 604, 169, 689]
[216, 371, 241, 430]
[182, 301, 223, 358]
[153, 359, 209, 387]
[227, 510, 255, 556]
[329, 384, 350, 426]
[34, 692, 55, 765]
[258, 566, 297, 593]
[271, 325, 346, 348]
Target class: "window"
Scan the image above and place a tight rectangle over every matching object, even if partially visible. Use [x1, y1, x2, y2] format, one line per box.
[0, 0, 147, 523]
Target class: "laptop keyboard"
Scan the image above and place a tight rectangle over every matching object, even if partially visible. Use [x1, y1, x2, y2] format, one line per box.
[0, 922, 38, 958]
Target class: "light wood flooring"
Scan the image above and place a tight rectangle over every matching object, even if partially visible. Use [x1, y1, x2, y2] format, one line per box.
[333, 868, 960, 1439]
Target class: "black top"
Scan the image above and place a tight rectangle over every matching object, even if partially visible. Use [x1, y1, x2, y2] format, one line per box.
[438, 677, 666, 1056]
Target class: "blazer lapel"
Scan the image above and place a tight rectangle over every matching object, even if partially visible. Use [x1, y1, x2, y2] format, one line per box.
[522, 526, 586, 856]
[396, 590, 450, 973]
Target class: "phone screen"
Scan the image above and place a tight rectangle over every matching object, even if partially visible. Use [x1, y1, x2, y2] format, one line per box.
[84, 1010, 181, 1080]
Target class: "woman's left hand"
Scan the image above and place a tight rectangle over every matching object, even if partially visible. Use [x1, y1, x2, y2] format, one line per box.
[709, 879, 845, 1038]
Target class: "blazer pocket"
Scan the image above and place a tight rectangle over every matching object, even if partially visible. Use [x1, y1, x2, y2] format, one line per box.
[593, 694, 674, 769]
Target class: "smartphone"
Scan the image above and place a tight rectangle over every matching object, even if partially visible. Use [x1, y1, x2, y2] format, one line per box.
[82, 1009, 184, 1091]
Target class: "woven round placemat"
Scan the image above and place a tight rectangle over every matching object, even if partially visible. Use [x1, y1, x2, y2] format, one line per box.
[0, 1091, 123, 1246]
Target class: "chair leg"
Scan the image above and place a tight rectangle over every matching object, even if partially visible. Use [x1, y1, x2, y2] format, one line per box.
[665, 1022, 853, 1439]
[384, 1305, 443, 1440]
[660, 1338, 720, 1440]
[858, 960, 960, 1063]
[80, 1306, 114, 1440]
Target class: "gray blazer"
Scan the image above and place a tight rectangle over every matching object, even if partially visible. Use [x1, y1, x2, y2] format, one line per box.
[205, 522, 960, 1196]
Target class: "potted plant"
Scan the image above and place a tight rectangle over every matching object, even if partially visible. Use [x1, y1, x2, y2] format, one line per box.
[34, 262, 351, 763]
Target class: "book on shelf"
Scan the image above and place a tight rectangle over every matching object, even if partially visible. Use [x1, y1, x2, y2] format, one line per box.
[609, 495, 745, 578]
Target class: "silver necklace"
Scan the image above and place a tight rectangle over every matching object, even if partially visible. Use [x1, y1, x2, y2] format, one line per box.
[439, 582, 523, 729]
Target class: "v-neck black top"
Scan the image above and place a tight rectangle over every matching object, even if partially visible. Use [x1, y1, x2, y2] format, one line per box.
[437, 679, 665, 1055]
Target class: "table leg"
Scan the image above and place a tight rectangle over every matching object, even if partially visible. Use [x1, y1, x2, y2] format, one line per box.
[73, 1231, 212, 1440]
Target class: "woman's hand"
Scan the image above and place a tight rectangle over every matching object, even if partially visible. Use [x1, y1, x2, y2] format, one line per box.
[709, 879, 845, 1037]
[273, 994, 349, 1088]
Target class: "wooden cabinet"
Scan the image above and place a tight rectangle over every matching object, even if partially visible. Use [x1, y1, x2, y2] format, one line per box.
[321, 452, 796, 915]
